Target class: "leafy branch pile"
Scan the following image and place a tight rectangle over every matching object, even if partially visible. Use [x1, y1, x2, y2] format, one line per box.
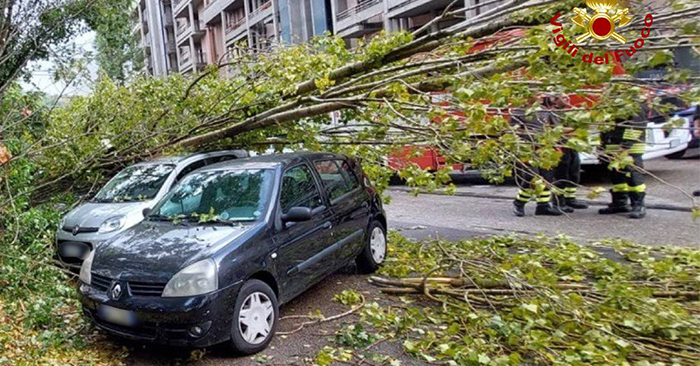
[0, 159, 127, 365]
[346, 234, 700, 365]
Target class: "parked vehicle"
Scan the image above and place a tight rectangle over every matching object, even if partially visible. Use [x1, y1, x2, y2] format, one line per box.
[78, 152, 387, 354]
[57, 151, 248, 268]
[666, 105, 699, 159]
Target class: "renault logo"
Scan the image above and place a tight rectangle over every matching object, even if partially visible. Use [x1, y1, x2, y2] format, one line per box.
[110, 282, 122, 300]
[72, 226, 80, 236]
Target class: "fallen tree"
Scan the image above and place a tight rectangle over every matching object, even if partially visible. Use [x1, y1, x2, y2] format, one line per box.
[1, 0, 699, 208]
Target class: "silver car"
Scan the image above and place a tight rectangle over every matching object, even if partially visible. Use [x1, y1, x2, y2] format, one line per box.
[56, 150, 248, 268]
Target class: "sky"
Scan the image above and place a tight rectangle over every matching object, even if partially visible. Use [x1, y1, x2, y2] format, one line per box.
[20, 31, 98, 97]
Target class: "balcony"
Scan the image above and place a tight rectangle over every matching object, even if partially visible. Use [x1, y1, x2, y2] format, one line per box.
[192, 21, 207, 38]
[176, 21, 191, 42]
[335, 0, 383, 37]
[173, 0, 190, 17]
[386, 0, 461, 19]
[202, 0, 241, 24]
[224, 16, 247, 42]
[176, 20, 205, 44]
[179, 50, 193, 70]
[248, 1, 272, 25]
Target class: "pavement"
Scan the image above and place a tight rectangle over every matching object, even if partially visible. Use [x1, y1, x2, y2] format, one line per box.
[123, 157, 698, 366]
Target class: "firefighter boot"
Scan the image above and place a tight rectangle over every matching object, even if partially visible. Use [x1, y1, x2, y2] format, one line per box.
[563, 187, 588, 209]
[513, 200, 525, 217]
[629, 192, 646, 219]
[565, 197, 589, 209]
[535, 202, 564, 216]
[553, 195, 574, 213]
[598, 191, 631, 214]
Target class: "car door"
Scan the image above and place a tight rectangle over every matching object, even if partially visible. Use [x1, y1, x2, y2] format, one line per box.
[272, 163, 335, 299]
[311, 159, 370, 266]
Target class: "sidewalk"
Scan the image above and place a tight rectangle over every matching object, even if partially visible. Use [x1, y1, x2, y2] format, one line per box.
[389, 184, 693, 212]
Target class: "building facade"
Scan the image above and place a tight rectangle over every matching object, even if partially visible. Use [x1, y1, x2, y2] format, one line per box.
[133, 0, 502, 76]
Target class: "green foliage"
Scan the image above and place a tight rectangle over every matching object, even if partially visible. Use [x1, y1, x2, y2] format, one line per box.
[0, 194, 126, 364]
[85, 0, 144, 82]
[335, 323, 379, 348]
[360, 233, 700, 365]
[0, 92, 123, 363]
[333, 289, 363, 306]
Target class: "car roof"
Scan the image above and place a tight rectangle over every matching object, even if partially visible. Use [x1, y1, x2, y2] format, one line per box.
[201, 151, 349, 172]
[133, 150, 248, 167]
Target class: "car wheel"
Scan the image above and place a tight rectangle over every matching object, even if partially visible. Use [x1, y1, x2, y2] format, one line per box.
[229, 279, 278, 355]
[356, 221, 387, 274]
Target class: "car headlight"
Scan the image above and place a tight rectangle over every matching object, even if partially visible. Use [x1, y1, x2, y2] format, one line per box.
[79, 250, 95, 285]
[99, 216, 126, 233]
[59, 216, 67, 229]
[162, 259, 218, 298]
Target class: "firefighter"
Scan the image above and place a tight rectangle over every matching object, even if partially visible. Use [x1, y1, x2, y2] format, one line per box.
[550, 95, 589, 212]
[512, 97, 564, 217]
[599, 106, 648, 219]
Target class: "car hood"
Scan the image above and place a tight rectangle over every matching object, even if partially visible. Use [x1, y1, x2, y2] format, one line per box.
[63, 201, 152, 229]
[91, 221, 254, 282]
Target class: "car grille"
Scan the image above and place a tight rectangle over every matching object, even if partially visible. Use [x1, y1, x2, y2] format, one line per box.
[128, 281, 167, 297]
[90, 273, 166, 297]
[91, 273, 112, 292]
[63, 225, 99, 234]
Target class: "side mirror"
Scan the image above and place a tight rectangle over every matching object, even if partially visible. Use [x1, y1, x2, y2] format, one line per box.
[142, 208, 152, 218]
[281, 207, 312, 223]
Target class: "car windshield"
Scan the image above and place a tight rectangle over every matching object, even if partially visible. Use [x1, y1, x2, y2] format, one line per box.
[149, 169, 274, 223]
[93, 164, 175, 202]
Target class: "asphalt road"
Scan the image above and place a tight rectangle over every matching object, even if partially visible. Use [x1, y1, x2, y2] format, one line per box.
[388, 158, 700, 247]
[124, 158, 698, 366]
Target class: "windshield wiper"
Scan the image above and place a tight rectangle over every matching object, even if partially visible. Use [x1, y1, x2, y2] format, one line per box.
[192, 218, 240, 227]
[91, 198, 113, 203]
[147, 214, 173, 221]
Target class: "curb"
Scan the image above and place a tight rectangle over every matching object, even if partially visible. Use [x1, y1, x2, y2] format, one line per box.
[387, 187, 693, 213]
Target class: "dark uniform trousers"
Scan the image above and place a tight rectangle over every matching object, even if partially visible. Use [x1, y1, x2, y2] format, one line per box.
[602, 125, 647, 195]
[554, 148, 581, 200]
[514, 163, 556, 205]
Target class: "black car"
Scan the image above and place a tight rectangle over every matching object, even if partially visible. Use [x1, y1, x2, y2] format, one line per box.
[78, 152, 387, 354]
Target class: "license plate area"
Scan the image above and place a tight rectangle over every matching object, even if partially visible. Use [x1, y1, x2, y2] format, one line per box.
[58, 241, 90, 259]
[97, 305, 138, 327]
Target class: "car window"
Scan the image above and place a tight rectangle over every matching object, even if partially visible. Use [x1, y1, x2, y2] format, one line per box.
[176, 160, 208, 182]
[280, 165, 323, 214]
[206, 155, 236, 165]
[313, 160, 359, 201]
[92, 164, 175, 202]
